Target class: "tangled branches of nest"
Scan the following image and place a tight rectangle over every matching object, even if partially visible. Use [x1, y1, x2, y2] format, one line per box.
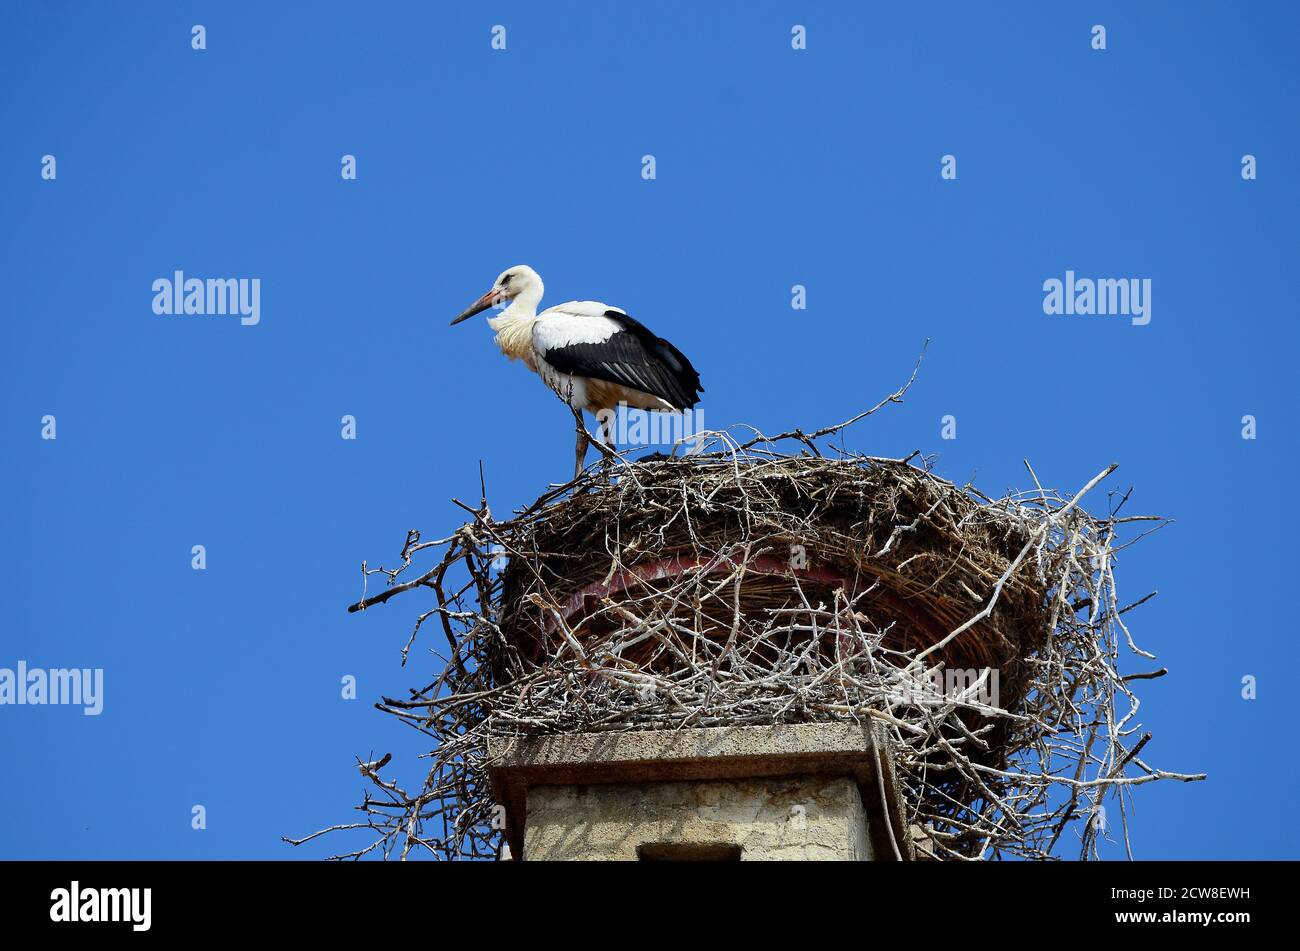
[289, 382, 1204, 861]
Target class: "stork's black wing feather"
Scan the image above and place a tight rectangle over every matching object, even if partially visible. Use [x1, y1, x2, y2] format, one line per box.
[542, 311, 704, 410]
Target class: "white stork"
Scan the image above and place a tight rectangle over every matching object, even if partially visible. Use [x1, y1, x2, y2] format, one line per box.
[450, 265, 704, 478]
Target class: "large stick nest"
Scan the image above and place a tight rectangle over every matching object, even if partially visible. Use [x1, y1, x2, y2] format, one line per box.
[495, 455, 1046, 764]
[290, 369, 1204, 861]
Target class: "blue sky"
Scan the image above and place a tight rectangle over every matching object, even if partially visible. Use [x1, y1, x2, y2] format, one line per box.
[0, 1, 1295, 860]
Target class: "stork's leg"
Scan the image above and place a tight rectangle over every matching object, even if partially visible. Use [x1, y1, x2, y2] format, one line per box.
[574, 428, 589, 480]
[570, 406, 590, 480]
[600, 414, 616, 460]
[588, 408, 619, 476]
[595, 419, 615, 476]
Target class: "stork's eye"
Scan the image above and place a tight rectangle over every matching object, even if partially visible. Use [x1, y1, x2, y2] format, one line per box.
[501, 275, 512, 286]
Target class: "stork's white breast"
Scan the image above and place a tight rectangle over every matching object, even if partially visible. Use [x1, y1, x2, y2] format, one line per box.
[534, 360, 590, 410]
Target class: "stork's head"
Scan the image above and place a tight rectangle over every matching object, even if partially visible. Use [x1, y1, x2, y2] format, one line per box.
[450, 265, 543, 325]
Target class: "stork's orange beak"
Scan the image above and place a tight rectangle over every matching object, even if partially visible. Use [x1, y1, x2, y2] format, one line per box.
[450, 288, 503, 325]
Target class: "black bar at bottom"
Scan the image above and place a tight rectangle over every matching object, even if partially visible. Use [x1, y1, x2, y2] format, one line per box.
[0, 859, 1279, 936]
